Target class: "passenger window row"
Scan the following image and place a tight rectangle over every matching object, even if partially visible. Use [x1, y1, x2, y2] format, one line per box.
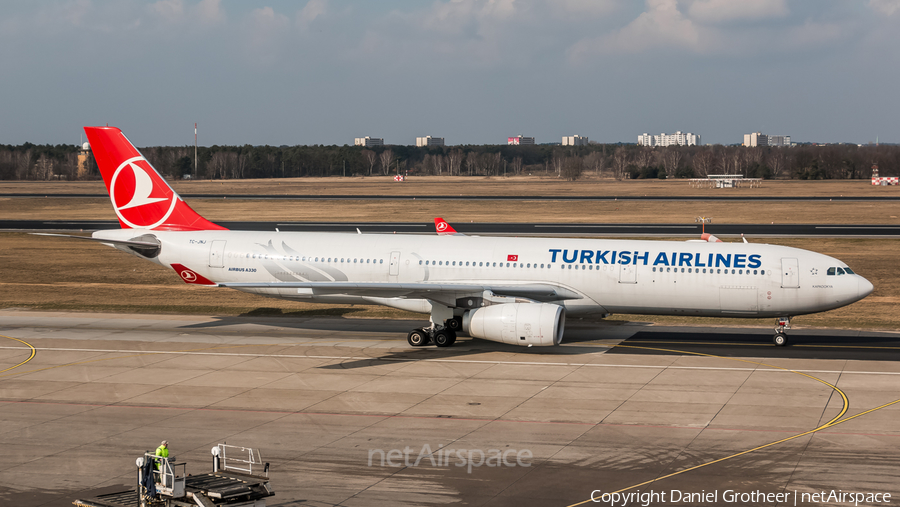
[419, 260, 552, 269]
[229, 252, 385, 264]
[651, 266, 766, 275]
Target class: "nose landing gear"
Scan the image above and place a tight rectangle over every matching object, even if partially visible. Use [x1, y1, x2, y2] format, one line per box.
[773, 317, 792, 346]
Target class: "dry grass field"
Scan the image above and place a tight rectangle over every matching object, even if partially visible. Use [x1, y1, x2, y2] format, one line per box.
[2, 177, 900, 224]
[2, 177, 898, 333]
[2, 197, 898, 225]
[2, 175, 899, 197]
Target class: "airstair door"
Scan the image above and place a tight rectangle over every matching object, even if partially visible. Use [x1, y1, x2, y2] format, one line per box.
[209, 240, 226, 268]
[781, 258, 799, 288]
[618, 263, 637, 284]
[389, 251, 401, 276]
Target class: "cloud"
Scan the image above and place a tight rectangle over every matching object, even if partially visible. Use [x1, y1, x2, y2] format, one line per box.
[297, 0, 327, 29]
[195, 0, 225, 25]
[687, 0, 788, 23]
[567, 0, 707, 60]
[149, 0, 184, 22]
[869, 0, 900, 15]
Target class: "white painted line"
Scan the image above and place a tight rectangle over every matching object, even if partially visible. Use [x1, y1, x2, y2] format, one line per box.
[3, 345, 900, 376]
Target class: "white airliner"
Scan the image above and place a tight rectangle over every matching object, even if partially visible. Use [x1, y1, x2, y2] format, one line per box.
[46, 127, 873, 348]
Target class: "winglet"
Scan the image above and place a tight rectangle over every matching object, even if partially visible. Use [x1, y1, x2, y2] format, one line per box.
[434, 217, 459, 236]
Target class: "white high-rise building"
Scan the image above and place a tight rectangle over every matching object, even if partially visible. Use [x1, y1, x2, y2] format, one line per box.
[507, 136, 535, 145]
[355, 137, 384, 147]
[743, 132, 791, 147]
[562, 135, 588, 146]
[638, 131, 700, 147]
[416, 136, 445, 147]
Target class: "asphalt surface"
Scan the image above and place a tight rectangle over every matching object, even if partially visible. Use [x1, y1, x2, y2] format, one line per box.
[1, 311, 899, 506]
[2, 193, 900, 201]
[5, 219, 900, 237]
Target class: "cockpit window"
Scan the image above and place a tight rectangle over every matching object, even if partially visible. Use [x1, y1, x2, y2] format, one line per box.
[836, 267, 845, 275]
[844, 267, 854, 274]
[827, 267, 836, 276]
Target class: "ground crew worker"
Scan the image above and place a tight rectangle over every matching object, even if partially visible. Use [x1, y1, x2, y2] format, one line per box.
[154, 440, 169, 481]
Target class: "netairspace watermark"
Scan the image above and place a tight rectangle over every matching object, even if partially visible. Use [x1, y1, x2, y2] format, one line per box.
[368, 444, 532, 474]
[590, 489, 892, 506]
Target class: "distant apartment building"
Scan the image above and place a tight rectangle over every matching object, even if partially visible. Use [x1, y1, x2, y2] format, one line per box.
[507, 136, 535, 145]
[638, 131, 700, 147]
[562, 135, 588, 146]
[416, 136, 445, 147]
[743, 132, 791, 147]
[355, 137, 384, 147]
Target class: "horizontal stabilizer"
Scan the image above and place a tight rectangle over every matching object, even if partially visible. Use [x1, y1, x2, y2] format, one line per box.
[31, 232, 160, 248]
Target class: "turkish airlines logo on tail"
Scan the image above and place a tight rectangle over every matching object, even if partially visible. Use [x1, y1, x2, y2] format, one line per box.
[110, 157, 177, 229]
[436, 221, 448, 232]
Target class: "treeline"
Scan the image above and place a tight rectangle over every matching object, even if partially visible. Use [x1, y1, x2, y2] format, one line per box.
[1, 142, 898, 181]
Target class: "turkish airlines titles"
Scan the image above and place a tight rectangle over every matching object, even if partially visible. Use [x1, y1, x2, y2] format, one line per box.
[548, 249, 763, 269]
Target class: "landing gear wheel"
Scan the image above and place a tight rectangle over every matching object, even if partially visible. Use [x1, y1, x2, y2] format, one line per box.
[773, 332, 788, 347]
[445, 317, 462, 332]
[433, 329, 455, 348]
[408, 329, 428, 347]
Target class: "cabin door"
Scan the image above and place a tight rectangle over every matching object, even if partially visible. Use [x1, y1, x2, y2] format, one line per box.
[781, 258, 799, 288]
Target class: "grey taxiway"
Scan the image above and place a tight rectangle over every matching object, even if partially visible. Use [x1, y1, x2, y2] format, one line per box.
[1, 310, 899, 506]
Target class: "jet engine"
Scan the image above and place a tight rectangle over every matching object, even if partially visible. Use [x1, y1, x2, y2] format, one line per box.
[462, 303, 565, 346]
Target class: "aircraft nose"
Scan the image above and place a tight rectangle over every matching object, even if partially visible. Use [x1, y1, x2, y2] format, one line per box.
[858, 277, 874, 299]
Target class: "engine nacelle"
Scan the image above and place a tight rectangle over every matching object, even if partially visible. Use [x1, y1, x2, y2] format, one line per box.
[462, 303, 565, 346]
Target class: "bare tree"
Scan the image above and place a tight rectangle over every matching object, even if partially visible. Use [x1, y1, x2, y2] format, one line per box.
[379, 149, 395, 176]
[209, 151, 227, 179]
[583, 152, 603, 176]
[693, 149, 714, 177]
[433, 154, 446, 175]
[769, 149, 785, 179]
[34, 155, 53, 180]
[636, 148, 653, 169]
[551, 149, 565, 176]
[732, 149, 744, 175]
[16, 150, 32, 180]
[448, 149, 463, 176]
[465, 151, 477, 175]
[611, 147, 630, 180]
[510, 156, 523, 175]
[664, 147, 683, 178]
[561, 157, 584, 181]
[481, 152, 501, 176]
[362, 149, 377, 176]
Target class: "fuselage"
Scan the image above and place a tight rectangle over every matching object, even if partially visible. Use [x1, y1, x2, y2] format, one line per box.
[95, 229, 874, 319]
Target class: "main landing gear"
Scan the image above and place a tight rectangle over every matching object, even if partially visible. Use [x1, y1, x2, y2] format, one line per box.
[773, 317, 792, 346]
[407, 316, 462, 348]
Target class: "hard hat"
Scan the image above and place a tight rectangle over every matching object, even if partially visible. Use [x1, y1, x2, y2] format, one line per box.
[161, 440, 168, 446]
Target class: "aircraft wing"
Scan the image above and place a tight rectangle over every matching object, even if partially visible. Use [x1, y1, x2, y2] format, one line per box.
[218, 281, 581, 303]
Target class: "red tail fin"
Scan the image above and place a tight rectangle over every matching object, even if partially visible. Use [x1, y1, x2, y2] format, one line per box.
[84, 126, 225, 231]
[434, 217, 457, 235]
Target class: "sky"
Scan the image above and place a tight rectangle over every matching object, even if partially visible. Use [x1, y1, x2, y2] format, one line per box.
[1, 0, 898, 146]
